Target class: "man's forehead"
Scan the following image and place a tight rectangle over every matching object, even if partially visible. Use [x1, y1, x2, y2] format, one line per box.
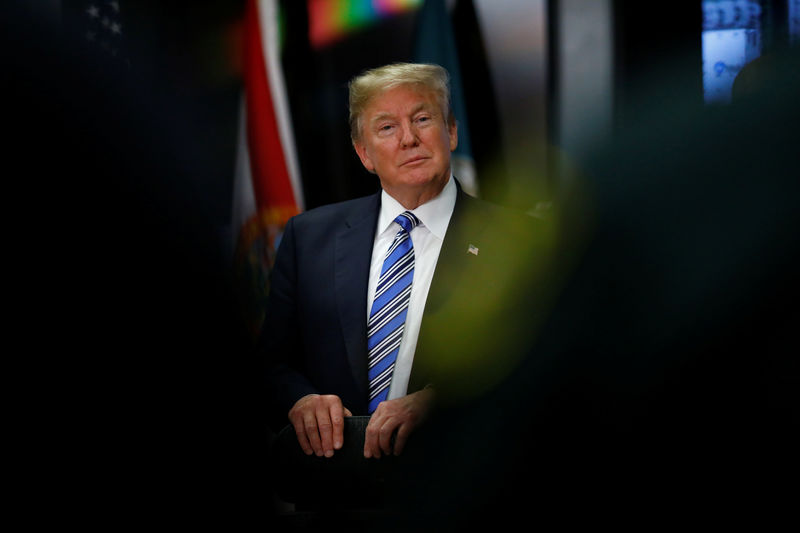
[365, 86, 439, 118]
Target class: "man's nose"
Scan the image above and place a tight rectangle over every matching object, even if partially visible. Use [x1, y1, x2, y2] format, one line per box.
[399, 121, 418, 147]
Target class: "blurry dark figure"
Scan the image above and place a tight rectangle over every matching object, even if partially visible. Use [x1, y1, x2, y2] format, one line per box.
[385, 45, 800, 530]
[733, 45, 800, 103]
[5, 2, 272, 528]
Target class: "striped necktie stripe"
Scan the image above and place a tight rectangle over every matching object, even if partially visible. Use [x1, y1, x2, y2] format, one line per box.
[367, 211, 420, 413]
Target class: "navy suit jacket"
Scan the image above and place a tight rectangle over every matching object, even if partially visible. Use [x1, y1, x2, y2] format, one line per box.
[262, 180, 545, 430]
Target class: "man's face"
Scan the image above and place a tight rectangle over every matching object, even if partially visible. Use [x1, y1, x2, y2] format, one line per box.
[353, 85, 458, 207]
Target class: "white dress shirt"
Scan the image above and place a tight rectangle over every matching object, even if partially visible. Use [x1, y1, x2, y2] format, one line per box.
[366, 175, 457, 400]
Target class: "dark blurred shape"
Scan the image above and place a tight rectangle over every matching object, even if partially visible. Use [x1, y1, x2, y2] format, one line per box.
[732, 44, 800, 101]
[386, 41, 800, 530]
[7, 1, 273, 527]
[613, 1, 704, 129]
[452, 0, 506, 199]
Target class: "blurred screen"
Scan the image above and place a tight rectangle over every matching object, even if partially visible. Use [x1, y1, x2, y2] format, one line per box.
[702, 0, 763, 104]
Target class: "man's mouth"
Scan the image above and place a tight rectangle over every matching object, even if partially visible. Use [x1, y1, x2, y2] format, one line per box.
[400, 155, 428, 166]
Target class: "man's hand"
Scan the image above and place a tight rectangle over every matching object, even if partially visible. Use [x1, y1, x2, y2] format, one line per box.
[288, 394, 352, 457]
[364, 387, 434, 458]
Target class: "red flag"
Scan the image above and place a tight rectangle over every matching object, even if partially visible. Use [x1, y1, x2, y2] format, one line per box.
[233, 0, 303, 338]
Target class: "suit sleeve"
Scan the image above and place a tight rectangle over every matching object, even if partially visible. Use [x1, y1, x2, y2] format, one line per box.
[260, 216, 319, 431]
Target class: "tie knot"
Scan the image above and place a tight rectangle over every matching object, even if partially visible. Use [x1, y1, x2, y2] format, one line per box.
[394, 211, 420, 233]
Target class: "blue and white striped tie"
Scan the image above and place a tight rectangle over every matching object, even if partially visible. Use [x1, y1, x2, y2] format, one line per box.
[367, 211, 420, 414]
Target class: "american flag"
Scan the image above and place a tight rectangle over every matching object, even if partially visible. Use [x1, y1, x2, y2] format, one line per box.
[63, 1, 129, 68]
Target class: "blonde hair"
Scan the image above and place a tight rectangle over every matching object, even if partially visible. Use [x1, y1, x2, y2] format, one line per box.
[348, 62, 454, 143]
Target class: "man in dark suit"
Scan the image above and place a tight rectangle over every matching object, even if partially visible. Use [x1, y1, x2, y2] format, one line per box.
[262, 63, 547, 463]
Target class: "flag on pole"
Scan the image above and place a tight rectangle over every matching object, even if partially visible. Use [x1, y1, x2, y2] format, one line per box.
[233, 0, 304, 338]
[413, 0, 479, 196]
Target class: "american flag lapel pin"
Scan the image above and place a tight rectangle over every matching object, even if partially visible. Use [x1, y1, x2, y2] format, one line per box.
[467, 244, 479, 256]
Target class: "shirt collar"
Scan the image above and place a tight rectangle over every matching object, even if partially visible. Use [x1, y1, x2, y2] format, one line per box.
[378, 173, 456, 240]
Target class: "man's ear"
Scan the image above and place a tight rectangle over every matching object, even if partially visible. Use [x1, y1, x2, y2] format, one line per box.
[353, 140, 375, 173]
[448, 120, 458, 152]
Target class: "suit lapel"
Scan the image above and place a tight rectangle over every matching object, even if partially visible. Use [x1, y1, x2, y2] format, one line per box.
[423, 184, 487, 314]
[334, 193, 380, 400]
[409, 183, 491, 392]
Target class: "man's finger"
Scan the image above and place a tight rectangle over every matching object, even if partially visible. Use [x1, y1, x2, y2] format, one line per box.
[329, 402, 345, 451]
[303, 412, 323, 456]
[378, 418, 396, 456]
[393, 424, 411, 456]
[364, 411, 382, 459]
[316, 404, 335, 457]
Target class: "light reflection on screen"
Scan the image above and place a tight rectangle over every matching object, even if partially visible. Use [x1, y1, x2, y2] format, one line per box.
[702, 0, 763, 104]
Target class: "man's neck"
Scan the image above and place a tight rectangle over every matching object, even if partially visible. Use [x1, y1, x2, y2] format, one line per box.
[383, 174, 451, 210]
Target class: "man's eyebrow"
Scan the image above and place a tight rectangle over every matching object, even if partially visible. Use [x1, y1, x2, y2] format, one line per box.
[369, 103, 435, 126]
[370, 111, 396, 124]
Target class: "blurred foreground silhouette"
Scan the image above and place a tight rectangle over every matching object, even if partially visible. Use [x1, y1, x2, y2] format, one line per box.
[377, 44, 800, 530]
